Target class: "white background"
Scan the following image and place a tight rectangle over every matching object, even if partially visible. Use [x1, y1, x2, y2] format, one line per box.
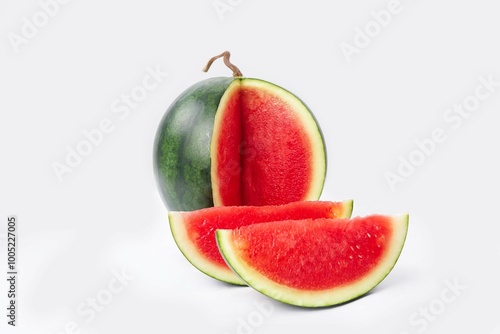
[1, 0, 499, 333]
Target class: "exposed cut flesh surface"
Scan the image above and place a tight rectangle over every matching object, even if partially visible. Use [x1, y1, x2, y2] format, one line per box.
[216, 214, 408, 306]
[168, 200, 353, 285]
[211, 78, 326, 207]
[211, 82, 242, 206]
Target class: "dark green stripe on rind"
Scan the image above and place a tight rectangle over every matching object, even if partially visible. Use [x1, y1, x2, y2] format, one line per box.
[154, 77, 234, 211]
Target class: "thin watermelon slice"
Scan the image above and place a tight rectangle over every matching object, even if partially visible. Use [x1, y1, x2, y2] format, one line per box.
[216, 214, 409, 306]
[168, 200, 353, 285]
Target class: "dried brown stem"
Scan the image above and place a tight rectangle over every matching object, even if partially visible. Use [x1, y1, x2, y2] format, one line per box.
[202, 51, 243, 77]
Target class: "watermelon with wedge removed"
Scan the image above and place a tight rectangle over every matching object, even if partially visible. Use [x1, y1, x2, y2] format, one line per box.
[216, 214, 408, 307]
[168, 200, 353, 285]
[154, 51, 326, 211]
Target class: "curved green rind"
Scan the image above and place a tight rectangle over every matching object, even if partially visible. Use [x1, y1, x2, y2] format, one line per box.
[153, 77, 234, 211]
[168, 211, 246, 285]
[216, 214, 409, 308]
[340, 199, 354, 218]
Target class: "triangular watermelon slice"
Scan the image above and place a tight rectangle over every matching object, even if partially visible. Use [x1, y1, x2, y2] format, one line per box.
[168, 200, 353, 285]
[216, 214, 409, 306]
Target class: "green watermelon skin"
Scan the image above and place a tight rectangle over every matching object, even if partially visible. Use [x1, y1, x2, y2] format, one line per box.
[154, 77, 234, 211]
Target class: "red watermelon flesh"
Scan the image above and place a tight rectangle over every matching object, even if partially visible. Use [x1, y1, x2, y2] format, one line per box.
[211, 78, 326, 207]
[216, 214, 408, 306]
[168, 200, 353, 285]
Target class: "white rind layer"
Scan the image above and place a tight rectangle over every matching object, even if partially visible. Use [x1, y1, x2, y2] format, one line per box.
[169, 211, 246, 285]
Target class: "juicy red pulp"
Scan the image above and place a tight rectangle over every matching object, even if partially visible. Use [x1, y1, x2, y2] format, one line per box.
[215, 84, 314, 206]
[183, 202, 345, 267]
[231, 216, 393, 290]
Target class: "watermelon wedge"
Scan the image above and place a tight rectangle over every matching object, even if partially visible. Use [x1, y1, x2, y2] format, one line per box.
[168, 200, 353, 285]
[154, 52, 326, 211]
[216, 214, 409, 306]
